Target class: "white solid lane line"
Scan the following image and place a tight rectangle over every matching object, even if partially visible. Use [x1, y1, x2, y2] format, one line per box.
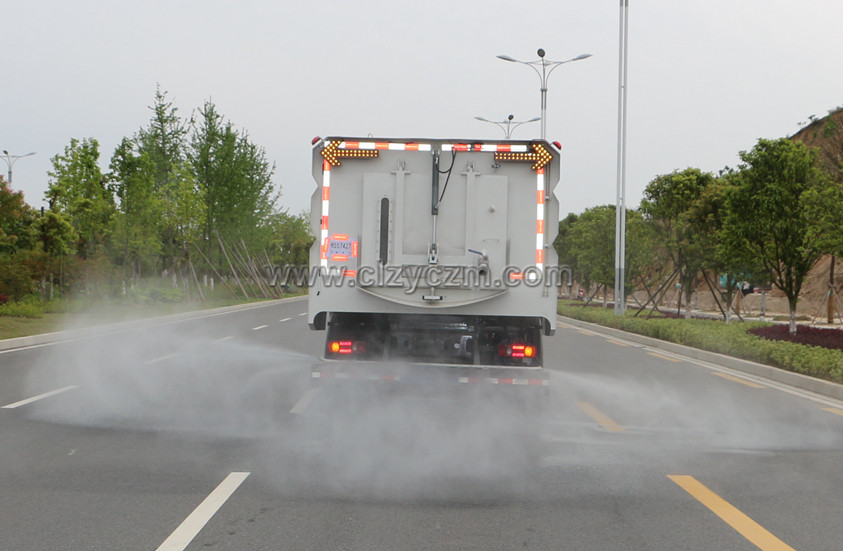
[145, 353, 178, 364]
[2, 385, 78, 409]
[290, 388, 322, 414]
[155, 471, 250, 551]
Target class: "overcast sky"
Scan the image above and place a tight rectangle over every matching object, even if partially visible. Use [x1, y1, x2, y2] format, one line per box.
[4, 1, 843, 220]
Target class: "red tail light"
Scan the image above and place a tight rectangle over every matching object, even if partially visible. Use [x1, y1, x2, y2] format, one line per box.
[498, 343, 536, 358]
[329, 340, 366, 355]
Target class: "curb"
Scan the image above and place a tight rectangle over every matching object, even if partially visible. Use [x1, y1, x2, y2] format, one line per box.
[558, 315, 843, 403]
[0, 296, 307, 353]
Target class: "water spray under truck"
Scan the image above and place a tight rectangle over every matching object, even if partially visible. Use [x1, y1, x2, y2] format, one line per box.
[307, 137, 562, 393]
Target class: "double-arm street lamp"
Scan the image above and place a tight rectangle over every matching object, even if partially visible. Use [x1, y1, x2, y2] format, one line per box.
[474, 114, 540, 139]
[497, 49, 592, 140]
[1, 150, 36, 185]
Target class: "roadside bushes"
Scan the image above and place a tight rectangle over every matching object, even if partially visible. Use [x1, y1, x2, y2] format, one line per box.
[0, 298, 47, 318]
[558, 301, 843, 384]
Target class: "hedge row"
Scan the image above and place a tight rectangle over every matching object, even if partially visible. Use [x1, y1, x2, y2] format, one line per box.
[557, 302, 843, 384]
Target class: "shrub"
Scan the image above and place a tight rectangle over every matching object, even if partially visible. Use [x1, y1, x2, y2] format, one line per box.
[0, 301, 45, 318]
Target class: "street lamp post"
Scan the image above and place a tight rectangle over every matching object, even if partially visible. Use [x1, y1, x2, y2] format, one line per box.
[497, 49, 592, 140]
[474, 114, 540, 139]
[614, 0, 630, 315]
[1, 150, 36, 185]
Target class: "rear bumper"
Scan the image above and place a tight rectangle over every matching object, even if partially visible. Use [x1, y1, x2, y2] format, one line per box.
[311, 359, 550, 388]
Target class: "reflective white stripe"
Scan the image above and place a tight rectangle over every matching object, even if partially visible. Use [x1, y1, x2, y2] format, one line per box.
[536, 170, 545, 270]
[341, 142, 431, 151]
[441, 143, 528, 152]
[321, 163, 331, 268]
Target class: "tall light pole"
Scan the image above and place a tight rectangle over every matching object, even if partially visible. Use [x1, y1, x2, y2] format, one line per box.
[497, 49, 592, 140]
[474, 114, 540, 139]
[1, 150, 36, 185]
[614, 0, 630, 315]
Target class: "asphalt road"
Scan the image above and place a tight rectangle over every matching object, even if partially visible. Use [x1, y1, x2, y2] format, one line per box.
[1, 297, 842, 550]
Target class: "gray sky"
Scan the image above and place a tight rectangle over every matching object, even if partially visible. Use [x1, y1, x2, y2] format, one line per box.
[4, 1, 843, 219]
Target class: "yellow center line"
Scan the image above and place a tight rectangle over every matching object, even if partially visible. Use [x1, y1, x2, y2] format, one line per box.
[647, 351, 682, 363]
[822, 407, 843, 417]
[712, 372, 766, 389]
[668, 475, 796, 551]
[577, 329, 597, 336]
[605, 338, 630, 347]
[576, 402, 625, 432]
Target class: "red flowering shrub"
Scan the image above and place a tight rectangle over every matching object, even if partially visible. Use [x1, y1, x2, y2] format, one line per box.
[748, 324, 843, 353]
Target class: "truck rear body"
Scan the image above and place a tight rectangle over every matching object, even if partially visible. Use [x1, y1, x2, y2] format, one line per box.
[307, 137, 561, 390]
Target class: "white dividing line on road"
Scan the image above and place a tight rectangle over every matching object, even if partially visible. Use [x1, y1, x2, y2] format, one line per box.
[2, 385, 78, 409]
[298, 312, 307, 316]
[290, 388, 322, 414]
[215, 335, 234, 342]
[155, 471, 250, 551]
[145, 353, 178, 365]
[280, 317, 291, 322]
[251, 325, 268, 331]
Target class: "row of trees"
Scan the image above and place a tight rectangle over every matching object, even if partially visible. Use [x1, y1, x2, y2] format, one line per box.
[556, 130, 843, 335]
[0, 87, 313, 303]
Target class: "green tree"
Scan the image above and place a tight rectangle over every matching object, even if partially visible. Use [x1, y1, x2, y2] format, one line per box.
[34, 210, 77, 299]
[159, 163, 205, 252]
[108, 138, 162, 279]
[641, 168, 716, 317]
[568, 206, 615, 303]
[137, 85, 189, 190]
[553, 213, 579, 294]
[265, 210, 314, 268]
[625, 208, 658, 305]
[36, 210, 77, 257]
[721, 138, 838, 334]
[0, 177, 38, 254]
[46, 138, 115, 259]
[190, 100, 278, 265]
[687, 172, 769, 322]
[135, 87, 197, 270]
